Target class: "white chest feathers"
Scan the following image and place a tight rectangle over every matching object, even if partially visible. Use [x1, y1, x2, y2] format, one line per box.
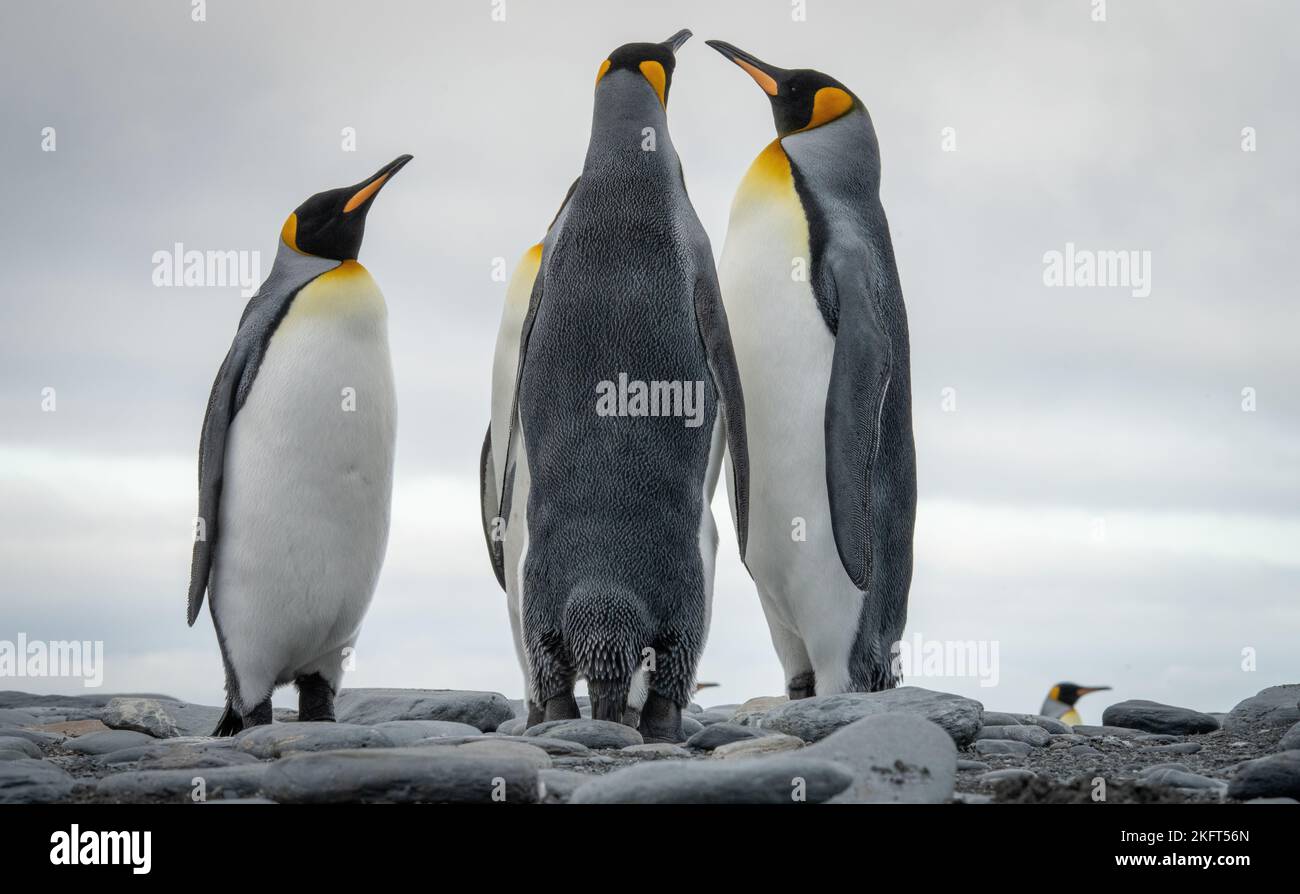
[212, 261, 397, 690]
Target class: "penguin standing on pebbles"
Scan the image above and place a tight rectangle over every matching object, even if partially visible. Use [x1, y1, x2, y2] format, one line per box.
[188, 156, 412, 735]
[707, 39, 915, 698]
[491, 30, 749, 742]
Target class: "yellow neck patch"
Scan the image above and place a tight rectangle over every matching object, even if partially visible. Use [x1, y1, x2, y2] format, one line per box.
[798, 86, 854, 132]
[596, 58, 611, 86]
[280, 213, 303, 253]
[639, 60, 667, 106]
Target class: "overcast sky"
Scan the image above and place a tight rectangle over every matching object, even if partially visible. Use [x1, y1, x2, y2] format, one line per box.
[1, 0, 1296, 720]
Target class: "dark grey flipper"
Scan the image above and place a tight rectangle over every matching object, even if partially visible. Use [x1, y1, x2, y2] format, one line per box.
[823, 226, 916, 692]
[478, 425, 506, 590]
[693, 273, 750, 561]
[186, 246, 338, 626]
[823, 254, 893, 591]
[487, 177, 580, 560]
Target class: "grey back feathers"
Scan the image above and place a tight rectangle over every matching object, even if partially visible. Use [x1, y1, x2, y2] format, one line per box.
[187, 243, 339, 625]
[783, 105, 916, 685]
[500, 62, 748, 710]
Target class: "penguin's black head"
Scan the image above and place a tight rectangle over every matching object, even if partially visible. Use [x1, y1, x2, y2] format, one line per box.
[1050, 682, 1111, 706]
[280, 154, 413, 261]
[595, 29, 692, 107]
[706, 40, 857, 137]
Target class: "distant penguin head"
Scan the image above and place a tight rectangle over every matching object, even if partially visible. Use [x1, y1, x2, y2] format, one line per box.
[594, 29, 692, 109]
[1049, 682, 1110, 706]
[279, 154, 413, 261]
[706, 40, 858, 137]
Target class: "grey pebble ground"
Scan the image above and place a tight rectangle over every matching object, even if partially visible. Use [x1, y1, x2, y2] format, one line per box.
[2, 684, 1297, 805]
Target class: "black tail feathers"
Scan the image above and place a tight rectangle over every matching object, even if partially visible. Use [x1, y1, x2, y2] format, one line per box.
[211, 702, 244, 737]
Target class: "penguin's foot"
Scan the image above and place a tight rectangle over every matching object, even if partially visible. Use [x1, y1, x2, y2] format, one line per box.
[787, 671, 816, 700]
[621, 707, 642, 728]
[296, 673, 337, 722]
[541, 693, 581, 723]
[637, 692, 683, 743]
[241, 699, 273, 729]
[525, 701, 545, 729]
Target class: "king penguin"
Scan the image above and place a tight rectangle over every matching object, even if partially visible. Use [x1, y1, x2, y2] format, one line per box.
[484, 30, 749, 742]
[1040, 683, 1110, 726]
[480, 180, 580, 715]
[707, 40, 915, 698]
[188, 155, 411, 735]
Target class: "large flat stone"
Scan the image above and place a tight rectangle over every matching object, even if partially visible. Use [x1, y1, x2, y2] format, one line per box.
[0, 759, 77, 803]
[713, 734, 805, 760]
[805, 713, 956, 804]
[1224, 685, 1300, 734]
[65, 729, 157, 755]
[0, 736, 43, 759]
[685, 722, 767, 751]
[409, 734, 590, 756]
[335, 688, 514, 732]
[1143, 768, 1227, 792]
[103, 697, 227, 738]
[0, 728, 65, 747]
[1227, 750, 1300, 800]
[524, 719, 643, 749]
[1102, 700, 1220, 735]
[101, 697, 180, 738]
[235, 722, 394, 759]
[103, 743, 262, 770]
[570, 755, 853, 804]
[753, 687, 984, 746]
[96, 765, 269, 802]
[731, 696, 789, 726]
[372, 720, 482, 745]
[260, 747, 540, 803]
[974, 739, 1033, 756]
[976, 725, 1051, 747]
[0, 708, 41, 727]
[453, 739, 551, 769]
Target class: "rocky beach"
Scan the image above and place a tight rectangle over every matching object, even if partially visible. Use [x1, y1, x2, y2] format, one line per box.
[2, 685, 1297, 805]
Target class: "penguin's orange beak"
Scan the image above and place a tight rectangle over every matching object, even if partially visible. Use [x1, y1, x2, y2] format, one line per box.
[343, 154, 413, 214]
[706, 40, 784, 96]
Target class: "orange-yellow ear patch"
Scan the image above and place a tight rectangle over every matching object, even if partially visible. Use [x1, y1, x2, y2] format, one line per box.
[803, 86, 854, 130]
[639, 60, 667, 106]
[280, 213, 301, 252]
[596, 58, 611, 86]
